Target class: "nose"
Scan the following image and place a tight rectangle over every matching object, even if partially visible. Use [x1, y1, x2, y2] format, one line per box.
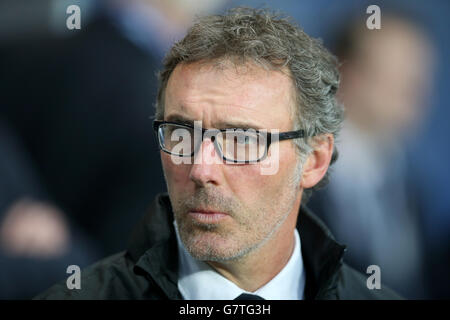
[189, 137, 223, 187]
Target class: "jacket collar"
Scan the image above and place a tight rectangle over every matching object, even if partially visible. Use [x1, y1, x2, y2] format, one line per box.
[297, 204, 347, 299]
[127, 193, 346, 300]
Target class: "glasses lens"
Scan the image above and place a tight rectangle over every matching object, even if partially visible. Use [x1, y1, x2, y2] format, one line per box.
[157, 124, 268, 162]
[218, 129, 267, 162]
[158, 124, 194, 157]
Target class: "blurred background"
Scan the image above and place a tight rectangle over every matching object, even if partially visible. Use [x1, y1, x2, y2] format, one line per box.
[0, 0, 448, 299]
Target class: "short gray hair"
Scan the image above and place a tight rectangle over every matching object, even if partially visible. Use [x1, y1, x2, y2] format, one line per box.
[155, 7, 344, 203]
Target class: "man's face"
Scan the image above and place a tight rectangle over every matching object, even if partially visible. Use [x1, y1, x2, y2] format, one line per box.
[161, 60, 302, 262]
[341, 19, 433, 136]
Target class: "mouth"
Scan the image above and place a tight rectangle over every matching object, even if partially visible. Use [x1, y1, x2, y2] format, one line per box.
[187, 208, 229, 224]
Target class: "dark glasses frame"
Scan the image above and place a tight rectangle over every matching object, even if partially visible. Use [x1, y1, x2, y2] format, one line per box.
[153, 120, 307, 163]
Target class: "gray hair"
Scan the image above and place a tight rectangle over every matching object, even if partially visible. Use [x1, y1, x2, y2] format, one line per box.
[155, 7, 344, 203]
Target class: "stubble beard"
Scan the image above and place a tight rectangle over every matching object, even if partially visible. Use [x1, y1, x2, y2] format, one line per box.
[169, 161, 303, 263]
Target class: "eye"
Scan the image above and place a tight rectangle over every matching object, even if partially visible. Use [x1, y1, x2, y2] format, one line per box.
[235, 133, 257, 145]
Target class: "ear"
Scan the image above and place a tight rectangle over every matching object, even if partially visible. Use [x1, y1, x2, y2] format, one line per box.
[300, 134, 334, 189]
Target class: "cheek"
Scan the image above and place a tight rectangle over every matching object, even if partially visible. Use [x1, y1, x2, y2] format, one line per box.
[161, 153, 191, 188]
[225, 147, 297, 203]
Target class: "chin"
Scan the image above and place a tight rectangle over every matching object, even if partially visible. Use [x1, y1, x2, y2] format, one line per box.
[184, 231, 261, 263]
[181, 233, 240, 262]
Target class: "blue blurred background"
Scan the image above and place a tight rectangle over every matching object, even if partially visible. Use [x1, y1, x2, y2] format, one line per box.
[0, 0, 448, 299]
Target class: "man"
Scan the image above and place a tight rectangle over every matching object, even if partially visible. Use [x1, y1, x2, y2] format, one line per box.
[307, 12, 434, 298]
[36, 7, 400, 300]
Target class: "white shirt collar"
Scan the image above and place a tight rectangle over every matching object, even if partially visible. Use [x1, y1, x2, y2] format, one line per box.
[174, 221, 305, 300]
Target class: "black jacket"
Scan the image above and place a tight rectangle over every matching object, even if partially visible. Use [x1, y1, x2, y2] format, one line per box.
[35, 194, 402, 300]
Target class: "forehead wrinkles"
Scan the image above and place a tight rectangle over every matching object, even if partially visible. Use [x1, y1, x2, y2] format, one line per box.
[166, 60, 297, 127]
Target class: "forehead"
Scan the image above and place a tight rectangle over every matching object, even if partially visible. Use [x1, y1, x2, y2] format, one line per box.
[357, 19, 431, 65]
[164, 60, 296, 130]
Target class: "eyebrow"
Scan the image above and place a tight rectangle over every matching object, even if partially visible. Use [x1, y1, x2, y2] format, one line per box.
[165, 113, 264, 130]
[165, 114, 195, 126]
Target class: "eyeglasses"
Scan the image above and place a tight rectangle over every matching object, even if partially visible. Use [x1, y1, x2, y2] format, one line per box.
[153, 120, 307, 163]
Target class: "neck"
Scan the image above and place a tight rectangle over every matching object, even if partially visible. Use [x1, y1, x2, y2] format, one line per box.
[207, 194, 301, 292]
